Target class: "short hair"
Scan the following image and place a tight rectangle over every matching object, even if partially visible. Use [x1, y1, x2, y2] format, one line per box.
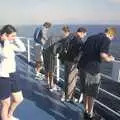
[43, 22, 52, 28]
[77, 27, 87, 33]
[105, 27, 117, 36]
[0, 24, 16, 35]
[62, 25, 70, 33]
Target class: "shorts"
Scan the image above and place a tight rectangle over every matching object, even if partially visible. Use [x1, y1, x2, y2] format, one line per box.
[0, 73, 21, 100]
[79, 69, 101, 98]
[43, 48, 55, 73]
[35, 44, 43, 62]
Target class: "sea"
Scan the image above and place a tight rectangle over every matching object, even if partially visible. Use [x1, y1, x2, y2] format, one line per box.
[13, 25, 120, 76]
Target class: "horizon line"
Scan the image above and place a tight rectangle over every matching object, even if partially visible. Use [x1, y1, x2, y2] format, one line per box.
[0, 23, 120, 26]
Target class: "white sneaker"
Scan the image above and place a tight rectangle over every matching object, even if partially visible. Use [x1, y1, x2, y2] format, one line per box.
[61, 97, 65, 102]
[35, 72, 40, 77]
[11, 116, 20, 120]
[35, 72, 44, 80]
[49, 88, 54, 92]
[53, 86, 58, 91]
[49, 86, 57, 92]
[74, 98, 79, 103]
[61, 94, 65, 102]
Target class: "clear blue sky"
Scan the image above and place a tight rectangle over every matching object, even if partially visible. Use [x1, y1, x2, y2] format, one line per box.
[0, 0, 120, 25]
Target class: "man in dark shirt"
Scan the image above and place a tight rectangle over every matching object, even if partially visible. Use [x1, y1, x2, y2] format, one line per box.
[77, 27, 117, 119]
[61, 27, 87, 102]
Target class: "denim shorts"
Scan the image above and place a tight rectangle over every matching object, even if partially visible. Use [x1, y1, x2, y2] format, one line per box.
[79, 69, 101, 98]
[0, 73, 21, 100]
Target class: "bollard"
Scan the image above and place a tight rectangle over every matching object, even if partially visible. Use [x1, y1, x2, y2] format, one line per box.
[112, 60, 120, 82]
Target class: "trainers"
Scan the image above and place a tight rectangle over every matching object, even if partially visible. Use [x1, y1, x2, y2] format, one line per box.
[66, 98, 72, 102]
[49, 86, 58, 92]
[61, 95, 65, 102]
[35, 72, 40, 77]
[35, 72, 44, 80]
[61, 97, 71, 102]
[74, 98, 79, 103]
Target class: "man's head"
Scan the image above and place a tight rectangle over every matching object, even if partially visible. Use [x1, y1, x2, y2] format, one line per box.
[62, 25, 70, 37]
[43, 22, 52, 28]
[77, 27, 87, 38]
[105, 27, 117, 40]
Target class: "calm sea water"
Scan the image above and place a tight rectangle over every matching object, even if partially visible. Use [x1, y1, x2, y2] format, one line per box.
[16, 25, 120, 76]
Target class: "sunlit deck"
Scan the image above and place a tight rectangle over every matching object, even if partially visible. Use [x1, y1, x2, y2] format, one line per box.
[4, 37, 120, 120]
[14, 56, 84, 120]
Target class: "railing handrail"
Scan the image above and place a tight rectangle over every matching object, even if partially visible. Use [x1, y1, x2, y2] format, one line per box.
[95, 100, 120, 117]
[113, 60, 120, 63]
[99, 88, 120, 101]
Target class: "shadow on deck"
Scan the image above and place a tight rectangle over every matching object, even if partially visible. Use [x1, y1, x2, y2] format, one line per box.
[14, 56, 84, 120]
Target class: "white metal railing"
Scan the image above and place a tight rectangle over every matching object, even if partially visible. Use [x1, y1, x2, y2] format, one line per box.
[99, 88, 120, 101]
[56, 54, 60, 82]
[101, 73, 112, 80]
[112, 60, 120, 82]
[19, 36, 120, 83]
[18, 36, 120, 83]
[95, 100, 120, 118]
[18, 36, 120, 118]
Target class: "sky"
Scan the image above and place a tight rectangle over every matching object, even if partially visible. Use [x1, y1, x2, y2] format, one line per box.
[0, 0, 120, 25]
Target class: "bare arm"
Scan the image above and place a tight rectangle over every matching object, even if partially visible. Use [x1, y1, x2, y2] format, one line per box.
[100, 52, 115, 62]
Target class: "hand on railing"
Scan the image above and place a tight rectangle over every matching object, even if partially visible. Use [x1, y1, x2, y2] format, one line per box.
[109, 55, 115, 61]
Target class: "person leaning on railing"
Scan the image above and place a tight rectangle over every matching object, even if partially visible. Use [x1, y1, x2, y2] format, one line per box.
[59, 27, 87, 102]
[77, 27, 117, 120]
[42, 25, 71, 92]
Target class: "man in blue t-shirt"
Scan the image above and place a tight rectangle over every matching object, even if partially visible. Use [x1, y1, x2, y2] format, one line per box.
[34, 22, 52, 78]
[77, 27, 117, 119]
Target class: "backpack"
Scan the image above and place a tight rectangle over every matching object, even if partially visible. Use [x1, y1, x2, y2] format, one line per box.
[58, 34, 83, 63]
[58, 35, 74, 63]
[34, 27, 43, 44]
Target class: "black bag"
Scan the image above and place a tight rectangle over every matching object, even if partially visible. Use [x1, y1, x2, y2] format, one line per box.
[58, 35, 77, 63]
[58, 34, 83, 63]
[58, 39, 70, 63]
[47, 34, 82, 64]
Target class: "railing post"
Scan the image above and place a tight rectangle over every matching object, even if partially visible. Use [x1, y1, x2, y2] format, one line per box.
[56, 54, 60, 82]
[27, 38, 30, 63]
[112, 60, 120, 82]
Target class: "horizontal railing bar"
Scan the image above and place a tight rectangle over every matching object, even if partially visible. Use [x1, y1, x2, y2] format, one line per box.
[95, 100, 120, 117]
[99, 88, 120, 101]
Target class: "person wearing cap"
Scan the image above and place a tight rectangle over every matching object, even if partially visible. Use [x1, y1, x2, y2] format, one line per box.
[77, 27, 117, 119]
[60, 27, 87, 102]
